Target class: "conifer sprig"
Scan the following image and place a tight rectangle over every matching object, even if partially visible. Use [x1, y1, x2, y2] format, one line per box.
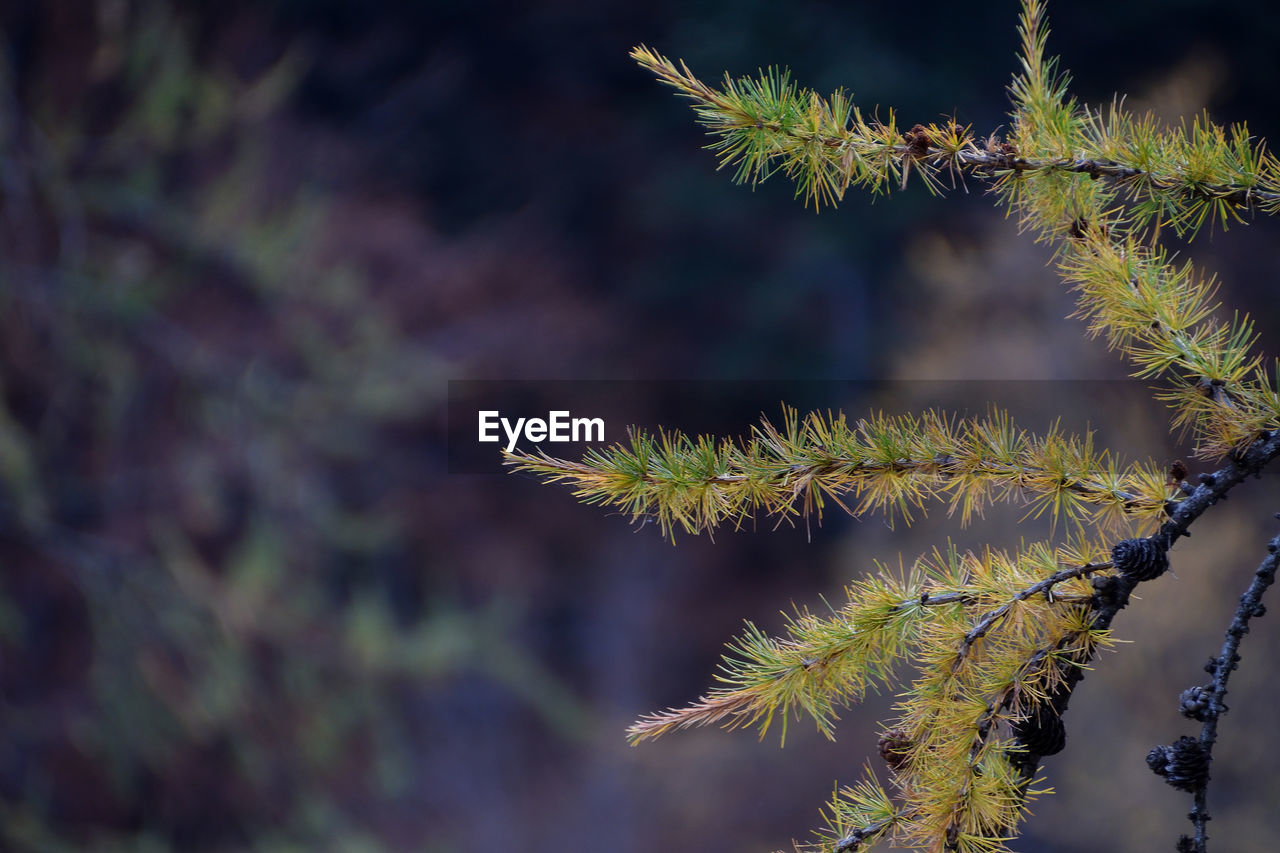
[627, 542, 1111, 748]
[633, 541, 1110, 852]
[510, 2, 1280, 851]
[1059, 231, 1279, 454]
[505, 408, 1172, 538]
[800, 429, 1280, 853]
[1005, 0, 1280, 233]
[816, 774, 910, 853]
[884, 545, 1111, 852]
[631, 38, 1280, 223]
[630, 44, 959, 205]
[1001, 5, 1280, 456]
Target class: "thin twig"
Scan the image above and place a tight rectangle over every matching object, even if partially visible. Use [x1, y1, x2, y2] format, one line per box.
[1188, 525, 1280, 853]
[958, 562, 1111, 654]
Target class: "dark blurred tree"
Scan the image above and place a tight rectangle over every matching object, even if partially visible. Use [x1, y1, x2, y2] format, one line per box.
[0, 3, 590, 850]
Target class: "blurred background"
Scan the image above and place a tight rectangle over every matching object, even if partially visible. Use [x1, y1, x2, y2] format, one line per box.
[1, 1, 1279, 851]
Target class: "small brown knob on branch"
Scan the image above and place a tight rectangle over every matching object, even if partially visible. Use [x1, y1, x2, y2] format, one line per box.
[878, 729, 913, 771]
[903, 124, 931, 159]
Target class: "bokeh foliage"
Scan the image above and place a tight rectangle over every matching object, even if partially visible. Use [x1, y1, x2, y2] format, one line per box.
[0, 3, 585, 849]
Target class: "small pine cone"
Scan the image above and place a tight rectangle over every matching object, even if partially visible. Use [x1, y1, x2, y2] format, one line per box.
[1111, 538, 1169, 582]
[1012, 704, 1066, 756]
[1167, 736, 1210, 791]
[1179, 685, 1212, 721]
[1148, 736, 1210, 792]
[903, 124, 931, 159]
[878, 729, 913, 771]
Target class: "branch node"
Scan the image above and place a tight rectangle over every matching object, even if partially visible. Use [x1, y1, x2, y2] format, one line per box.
[1178, 686, 1212, 722]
